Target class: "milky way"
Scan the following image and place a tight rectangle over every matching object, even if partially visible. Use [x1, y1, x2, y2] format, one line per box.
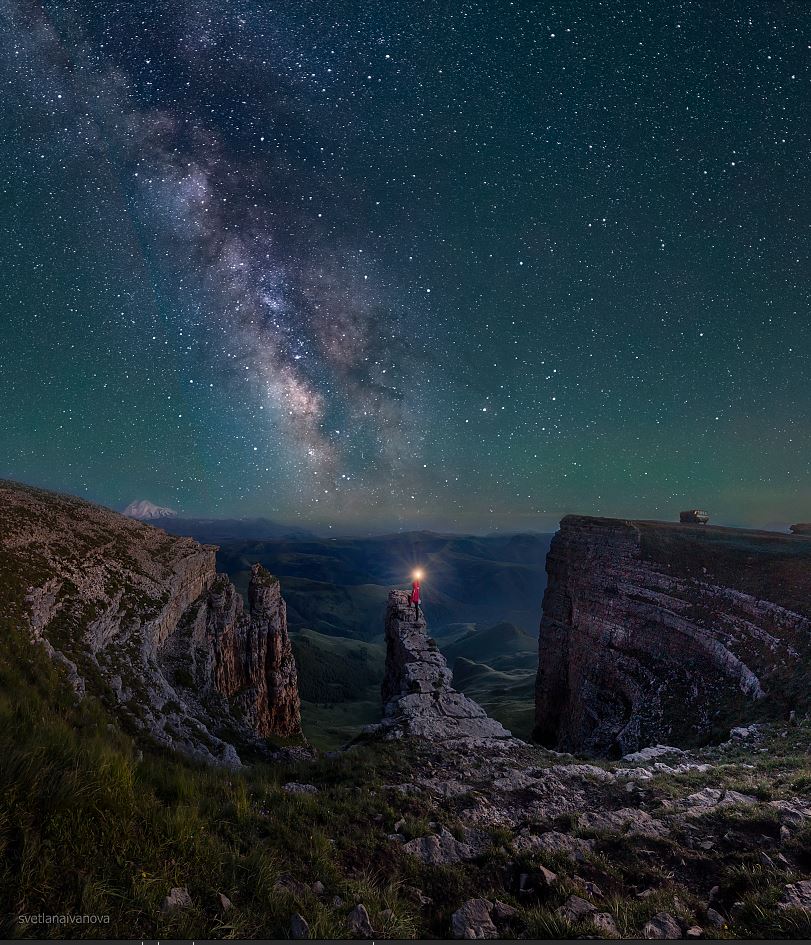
[0, 1, 808, 529]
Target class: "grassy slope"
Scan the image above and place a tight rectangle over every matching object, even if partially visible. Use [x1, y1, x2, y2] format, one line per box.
[290, 629, 385, 750]
[441, 622, 537, 671]
[451, 657, 536, 740]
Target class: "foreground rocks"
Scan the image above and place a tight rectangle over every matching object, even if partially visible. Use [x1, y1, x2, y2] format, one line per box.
[3, 479, 302, 765]
[780, 880, 811, 913]
[366, 590, 517, 748]
[643, 912, 683, 939]
[372, 717, 811, 939]
[451, 899, 498, 939]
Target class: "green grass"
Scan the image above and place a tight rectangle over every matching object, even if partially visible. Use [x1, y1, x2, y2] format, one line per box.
[0, 619, 420, 938]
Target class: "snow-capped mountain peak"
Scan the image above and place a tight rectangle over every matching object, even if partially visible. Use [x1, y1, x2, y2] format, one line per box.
[122, 499, 178, 520]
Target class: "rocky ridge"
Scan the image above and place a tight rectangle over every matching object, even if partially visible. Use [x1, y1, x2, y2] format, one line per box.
[535, 515, 811, 755]
[1, 479, 301, 765]
[366, 589, 517, 748]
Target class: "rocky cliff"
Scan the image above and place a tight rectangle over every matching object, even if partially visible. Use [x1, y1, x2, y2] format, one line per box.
[535, 515, 811, 756]
[369, 590, 516, 748]
[1, 479, 301, 765]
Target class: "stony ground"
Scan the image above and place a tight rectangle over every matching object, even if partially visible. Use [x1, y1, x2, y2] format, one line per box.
[318, 721, 811, 939]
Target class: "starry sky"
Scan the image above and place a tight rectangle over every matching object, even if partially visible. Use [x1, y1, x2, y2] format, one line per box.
[0, 0, 808, 532]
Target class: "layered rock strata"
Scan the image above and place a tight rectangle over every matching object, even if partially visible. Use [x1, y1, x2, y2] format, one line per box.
[370, 589, 516, 748]
[535, 515, 811, 756]
[1, 479, 301, 765]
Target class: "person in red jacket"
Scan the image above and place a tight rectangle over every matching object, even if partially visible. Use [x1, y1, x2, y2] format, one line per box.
[410, 571, 422, 620]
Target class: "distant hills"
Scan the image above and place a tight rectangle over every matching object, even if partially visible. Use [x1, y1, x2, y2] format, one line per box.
[440, 621, 537, 671]
[209, 531, 553, 641]
[121, 500, 318, 540]
[148, 516, 319, 543]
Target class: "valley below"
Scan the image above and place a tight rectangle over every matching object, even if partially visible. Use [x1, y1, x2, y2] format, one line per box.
[209, 530, 550, 747]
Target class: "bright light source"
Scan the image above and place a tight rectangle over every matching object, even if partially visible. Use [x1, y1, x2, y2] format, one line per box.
[413, 569, 424, 581]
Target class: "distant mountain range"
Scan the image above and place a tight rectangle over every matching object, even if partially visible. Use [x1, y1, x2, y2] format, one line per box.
[121, 500, 318, 540]
[209, 530, 553, 641]
[147, 516, 318, 543]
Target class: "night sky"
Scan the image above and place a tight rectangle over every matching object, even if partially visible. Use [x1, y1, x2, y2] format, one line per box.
[1, 1, 808, 531]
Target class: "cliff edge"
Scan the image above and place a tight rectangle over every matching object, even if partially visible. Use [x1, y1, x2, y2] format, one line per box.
[535, 515, 811, 756]
[1, 479, 301, 765]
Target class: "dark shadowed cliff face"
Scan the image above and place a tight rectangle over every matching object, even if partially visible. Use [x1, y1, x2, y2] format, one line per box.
[1, 479, 301, 764]
[535, 516, 811, 756]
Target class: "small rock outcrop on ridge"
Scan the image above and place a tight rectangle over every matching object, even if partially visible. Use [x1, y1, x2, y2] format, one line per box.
[2, 479, 301, 765]
[535, 515, 811, 755]
[369, 589, 515, 747]
[679, 508, 709, 524]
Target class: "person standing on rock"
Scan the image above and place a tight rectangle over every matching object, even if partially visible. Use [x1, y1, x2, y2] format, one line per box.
[410, 571, 422, 621]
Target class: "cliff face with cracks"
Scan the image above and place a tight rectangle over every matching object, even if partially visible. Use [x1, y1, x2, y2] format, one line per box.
[1, 479, 301, 765]
[368, 589, 517, 748]
[535, 515, 811, 756]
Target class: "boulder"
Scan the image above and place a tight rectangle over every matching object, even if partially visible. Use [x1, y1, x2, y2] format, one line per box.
[643, 912, 682, 939]
[347, 903, 376, 938]
[579, 808, 669, 839]
[593, 912, 620, 936]
[451, 899, 498, 939]
[557, 895, 597, 923]
[574, 877, 605, 899]
[403, 885, 433, 906]
[537, 865, 559, 887]
[683, 787, 756, 815]
[290, 913, 310, 939]
[623, 746, 684, 763]
[492, 900, 518, 921]
[705, 907, 725, 929]
[779, 880, 811, 912]
[516, 830, 595, 861]
[162, 887, 193, 912]
[403, 828, 476, 865]
[282, 782, 319, 796]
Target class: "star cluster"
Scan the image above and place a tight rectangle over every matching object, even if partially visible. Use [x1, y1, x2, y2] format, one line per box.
[0, 0, 808, 530]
